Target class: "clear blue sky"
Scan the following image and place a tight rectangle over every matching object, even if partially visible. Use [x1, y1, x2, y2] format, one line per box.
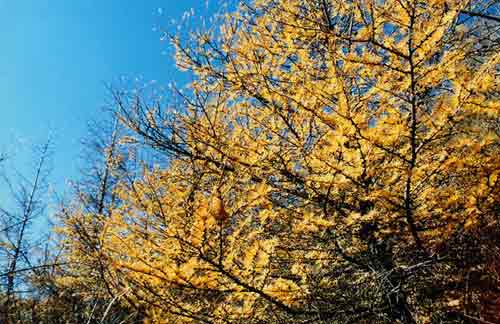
[0, 1, 218, 202]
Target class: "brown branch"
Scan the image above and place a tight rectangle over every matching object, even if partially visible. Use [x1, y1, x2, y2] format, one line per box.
[460, 10, 500, 23]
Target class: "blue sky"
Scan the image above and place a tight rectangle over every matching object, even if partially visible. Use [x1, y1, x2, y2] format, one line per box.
[0, 1, 219, 203]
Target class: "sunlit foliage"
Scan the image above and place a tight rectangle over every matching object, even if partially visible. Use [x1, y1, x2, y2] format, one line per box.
[58, 1, 500, 323]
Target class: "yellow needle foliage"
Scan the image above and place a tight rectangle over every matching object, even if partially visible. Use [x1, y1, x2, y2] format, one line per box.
[58, 0, 500, 323]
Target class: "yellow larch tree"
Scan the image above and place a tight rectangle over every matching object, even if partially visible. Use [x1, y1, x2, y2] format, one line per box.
[59, 0, 499, 323]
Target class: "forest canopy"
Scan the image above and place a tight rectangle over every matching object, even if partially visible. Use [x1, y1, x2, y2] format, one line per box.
[2, 0, 500, 323]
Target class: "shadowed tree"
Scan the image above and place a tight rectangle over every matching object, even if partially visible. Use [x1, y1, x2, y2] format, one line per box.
[0, 141, 52, 323]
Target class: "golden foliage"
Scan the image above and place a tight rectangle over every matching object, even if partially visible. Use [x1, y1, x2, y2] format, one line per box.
[57, 0, 500, 323]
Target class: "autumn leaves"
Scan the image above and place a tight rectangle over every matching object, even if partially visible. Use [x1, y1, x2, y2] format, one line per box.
[209, 188, 229, 223]
[52, 0, 500, 322]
